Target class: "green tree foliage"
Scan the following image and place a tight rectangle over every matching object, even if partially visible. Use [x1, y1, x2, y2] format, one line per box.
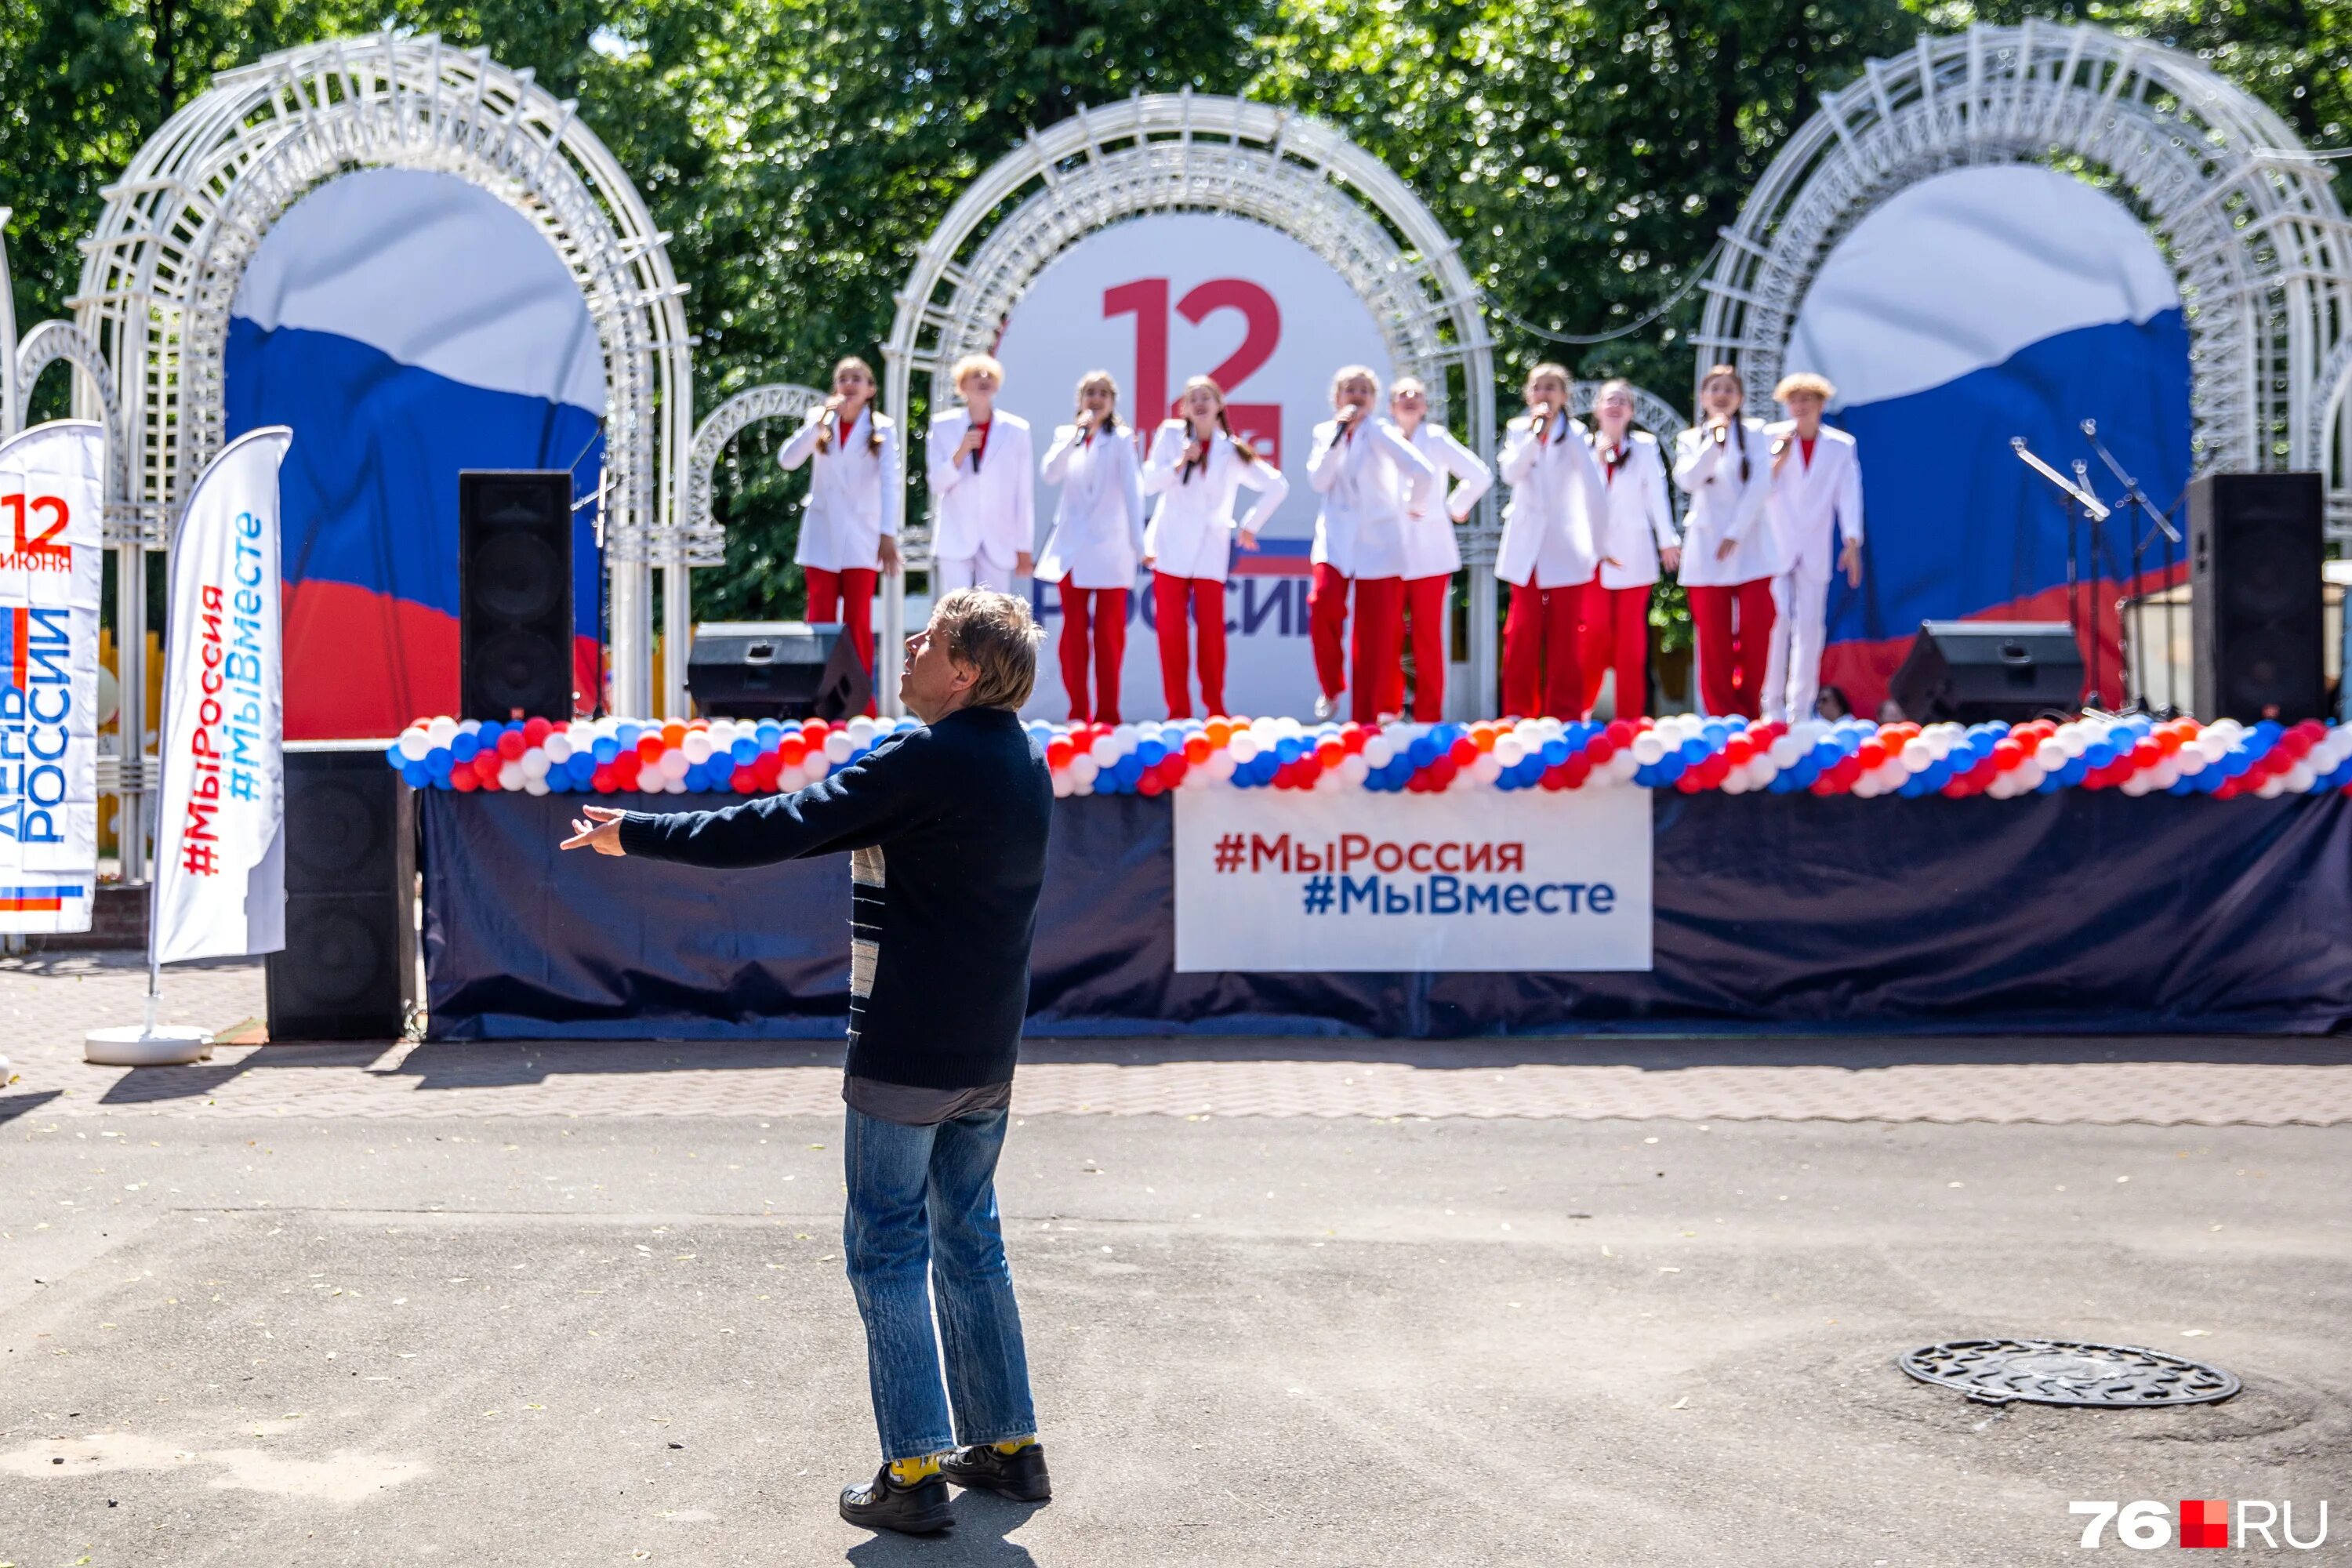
[0, 0, 2342, 627]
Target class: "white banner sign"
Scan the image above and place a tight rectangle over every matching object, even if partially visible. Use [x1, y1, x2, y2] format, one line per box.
[1174, 787, 1654, 973]
[0, 421, 105, 934]
[154, 426, 292, 964]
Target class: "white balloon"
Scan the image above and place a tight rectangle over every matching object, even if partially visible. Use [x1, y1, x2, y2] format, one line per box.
[1632, 733, 1667, 766]
[543, 734, 574, 765]
[498, 760, 524, 791]
[1768, 735, 1804, 768]
[1361, 738, 1394, 769]
[1469, 753, 1502, 784]
[778, 765, 809, 793]
[1338, 753, 1370, 784]
[524, 773, 550, 797]
[2288, 762, 2317, 793]
[397, 728, 430, 761]
[826, 731, 856, 764]
[519, 748, 552, 780]
[1494, 737, 1526, 768]
[1069, 753, 1100, 784]
[1610, 750, 1640, 781]
[680, 733, 712, 764]
[804, 754, 830, 782]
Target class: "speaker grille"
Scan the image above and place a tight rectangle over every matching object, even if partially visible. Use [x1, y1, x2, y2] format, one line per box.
[459, 470, 574, 723]
[2188, 472, 2323, 723]
[267, 747, 416, 1042]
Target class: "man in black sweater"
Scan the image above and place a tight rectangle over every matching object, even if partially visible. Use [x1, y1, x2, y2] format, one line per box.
[563, 589, 1055, 1536]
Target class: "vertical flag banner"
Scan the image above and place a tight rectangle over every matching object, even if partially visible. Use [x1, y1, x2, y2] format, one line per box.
[0, 420, 105, 934]
[154, 426, 293, 964]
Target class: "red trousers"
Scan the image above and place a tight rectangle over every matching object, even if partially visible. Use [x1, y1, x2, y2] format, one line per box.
[1379, 573, 1450, 722]
[1308, 562, 1351, 702]
[1152, 573, 1227, 718]
[1348, 575, 1405, 725]
[1579, 581, 1652, 719]
[1686, 578, 1776, 719]
[804, 565, 878, 716]
[1501, 577, 1588, 720]
[1057, 582, 1127, 724]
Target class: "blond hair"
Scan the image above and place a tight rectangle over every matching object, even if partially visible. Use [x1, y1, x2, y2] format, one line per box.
[1073, 368, 1123, 433]
[1773, 371, 1835, 402]
[950, 354, 1005, 394]
[1174, 375, 1256, 468]
[1330, 364, 1381, 405]
[1587, 377, 1636, 439]
[931, 588, 1043, 711]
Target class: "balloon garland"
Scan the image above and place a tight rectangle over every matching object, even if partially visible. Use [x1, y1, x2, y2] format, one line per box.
[386, 711, 2352, 800]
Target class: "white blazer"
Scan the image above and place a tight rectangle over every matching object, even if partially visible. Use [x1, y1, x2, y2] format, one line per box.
[1762, 421, 1864, 579]
[1035, 423, 1145, 590]
[1588, 429, 1680, 590]
[777, 407, 900, 573]
[1139, 423, 1289, 583]
[1494, 412, 1610, 589]
[1672, 419, 1783, 587]
[926, 408, 1036, 568]
[1306, 417, 1437, 579]
[1397, 422, 1492, 580]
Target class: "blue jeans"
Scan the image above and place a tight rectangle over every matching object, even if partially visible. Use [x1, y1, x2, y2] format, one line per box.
[842, 1105, 1037, 1461]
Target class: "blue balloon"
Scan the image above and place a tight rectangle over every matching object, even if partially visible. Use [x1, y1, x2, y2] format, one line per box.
[451, 734, 481, 763]
[1408, 737, 1440, 768]
[1657, 756, 1686, 782]
[593, 737, 620, 764]
[1700, 721, 1730, 747]
[1137, 739, 1167, 767]
[730, 737, 758, 765]
[383, 741, 407, 769]
[1679, 737, 1710, 764]
[400, 761, 431, 789]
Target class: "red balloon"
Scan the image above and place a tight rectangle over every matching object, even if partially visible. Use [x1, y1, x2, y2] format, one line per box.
[1855, 740, 1886, 770]
[1184, 735, 1212, 764]
[1046, 738, 1074, 768]
[1541, 764, 1569, 791]
[1676, 771, 1704, 793]
[1586, 739, 1615, 765]
[522, 717, 553, 745]
[451, 768, 480, 793]
[1605, 719, 1638, 748]
[731, 766, 757, 793]
[1991, 739, 2024, 771]
[1160, 756, 1189, 786]
[1563, 755, 1593, 788]
[590, 765, 617, 794]
[635, 735, 663, 764]
[496, 729, 526, 760]
[1448, 736, 1478, 768]
[1138, 771, 1166, 797]
[1428, 756, 1458, 786]
[1725, 735, 1755, 767]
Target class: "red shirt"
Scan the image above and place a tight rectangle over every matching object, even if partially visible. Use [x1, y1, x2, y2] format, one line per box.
[971, 419, 992, 471]
[1799, 435, 1817, 470]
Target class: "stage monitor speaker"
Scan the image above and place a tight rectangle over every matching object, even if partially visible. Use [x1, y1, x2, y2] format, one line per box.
[1888, 620, 2085, 724]
[687, 621, 872, 720]
[459, 469, 573, 722]
[265, 743, 416, 1041]
[2189, 471, 2325, 723]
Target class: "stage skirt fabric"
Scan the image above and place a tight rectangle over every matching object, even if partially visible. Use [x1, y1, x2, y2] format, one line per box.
[423, 790, 2352, 1040]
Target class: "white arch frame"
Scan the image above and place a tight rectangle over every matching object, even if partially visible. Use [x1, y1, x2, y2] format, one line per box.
[73, 31, 697, 797]
[1697, 20, 2352, 527]
[0, 209, 16, 443]
[884, 91, 1496, 717]
[684, 382, 827, 564]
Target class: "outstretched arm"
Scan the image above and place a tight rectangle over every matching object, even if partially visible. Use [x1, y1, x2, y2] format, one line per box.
[562, 735, 925, 866]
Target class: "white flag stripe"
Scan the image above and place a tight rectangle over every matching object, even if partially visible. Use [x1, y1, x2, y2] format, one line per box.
[153, 426, 293, 964]
[0, 421, 105, 935]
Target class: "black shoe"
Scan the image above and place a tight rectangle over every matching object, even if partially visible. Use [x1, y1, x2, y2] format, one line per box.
[839, 1464, 954, 1534]
[941, 1442, 1052, 1503]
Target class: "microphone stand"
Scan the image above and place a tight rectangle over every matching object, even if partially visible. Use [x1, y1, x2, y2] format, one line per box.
[2080, 419, 2185, 717]
[2013, 438, 2111, 711]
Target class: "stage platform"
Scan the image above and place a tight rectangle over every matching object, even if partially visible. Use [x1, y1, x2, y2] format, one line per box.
[421, 791, 2352, 1040]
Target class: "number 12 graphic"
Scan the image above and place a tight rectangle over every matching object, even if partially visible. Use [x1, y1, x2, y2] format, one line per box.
[1103, 278, 1283, 466]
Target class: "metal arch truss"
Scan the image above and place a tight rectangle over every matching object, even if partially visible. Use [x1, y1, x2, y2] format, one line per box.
[684, 383, 827, 564]
[883, 90, 1498, 717]
[15, 321, 131, 517]
[72, 31, 694, 715]
[1697, 20, 2352, 535]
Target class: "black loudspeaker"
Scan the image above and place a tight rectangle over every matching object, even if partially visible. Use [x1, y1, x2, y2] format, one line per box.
[1889, 620, 2085, 724]
[459, 469, 574, 722]
[687, 621, 872, 720]
[266, 744, 416, 1042]
[2189, 472, 2325, 723]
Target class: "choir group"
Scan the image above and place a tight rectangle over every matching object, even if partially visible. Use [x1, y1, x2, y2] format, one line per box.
[774, 351, 1864, 725]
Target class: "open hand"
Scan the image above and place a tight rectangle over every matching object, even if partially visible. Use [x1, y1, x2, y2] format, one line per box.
[878, 535, 902, 575]
[1237, 529, 1260, 551]
[1660, 544, 1682, 574]
[1015, 550, 1035, 576]
[562, 804, 627, 855]
[1839, 537, 1864, 588]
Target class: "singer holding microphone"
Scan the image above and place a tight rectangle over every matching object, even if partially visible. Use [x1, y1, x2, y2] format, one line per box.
[1673, 364, 1782, 720]
[1035, 370, 1145, 724]
[1139, 376, 1289, 719]
[1495, 361, 1611, 719]
[1383, 376, 1492, 722]
[1305, 365, 1437, 724]
[1580, 379, 1679, 720]
[778, 355, 902, 715]
[927, 354, 1035, 594]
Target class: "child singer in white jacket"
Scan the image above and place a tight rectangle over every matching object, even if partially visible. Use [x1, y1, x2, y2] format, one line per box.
[1139, 376, 1290, 718]
[1036, 369, 1145, 724]
[1673, 363, 1783, 719]
[925, 353, 1034, 593]
[1579, 379, 1679, 719]
[1760, 371, 1865, 724]
[1383, 376, 1491, 722]
[1305, 365, 1436, 724]
[1494, 361, 1611, 719]
[777, 354, 902, 715]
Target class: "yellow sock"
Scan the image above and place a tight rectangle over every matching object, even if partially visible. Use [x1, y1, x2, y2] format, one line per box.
[889, 1453, 942, 1486]
[992, 1436, 1036, 1456]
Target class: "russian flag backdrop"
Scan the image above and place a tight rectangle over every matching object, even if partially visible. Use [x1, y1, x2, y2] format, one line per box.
[1784, 165, 2193, 715]
[224, 168, 606, 739]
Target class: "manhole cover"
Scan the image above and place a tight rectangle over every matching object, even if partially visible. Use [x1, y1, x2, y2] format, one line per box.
[1900, 1338, 2239, 1407]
